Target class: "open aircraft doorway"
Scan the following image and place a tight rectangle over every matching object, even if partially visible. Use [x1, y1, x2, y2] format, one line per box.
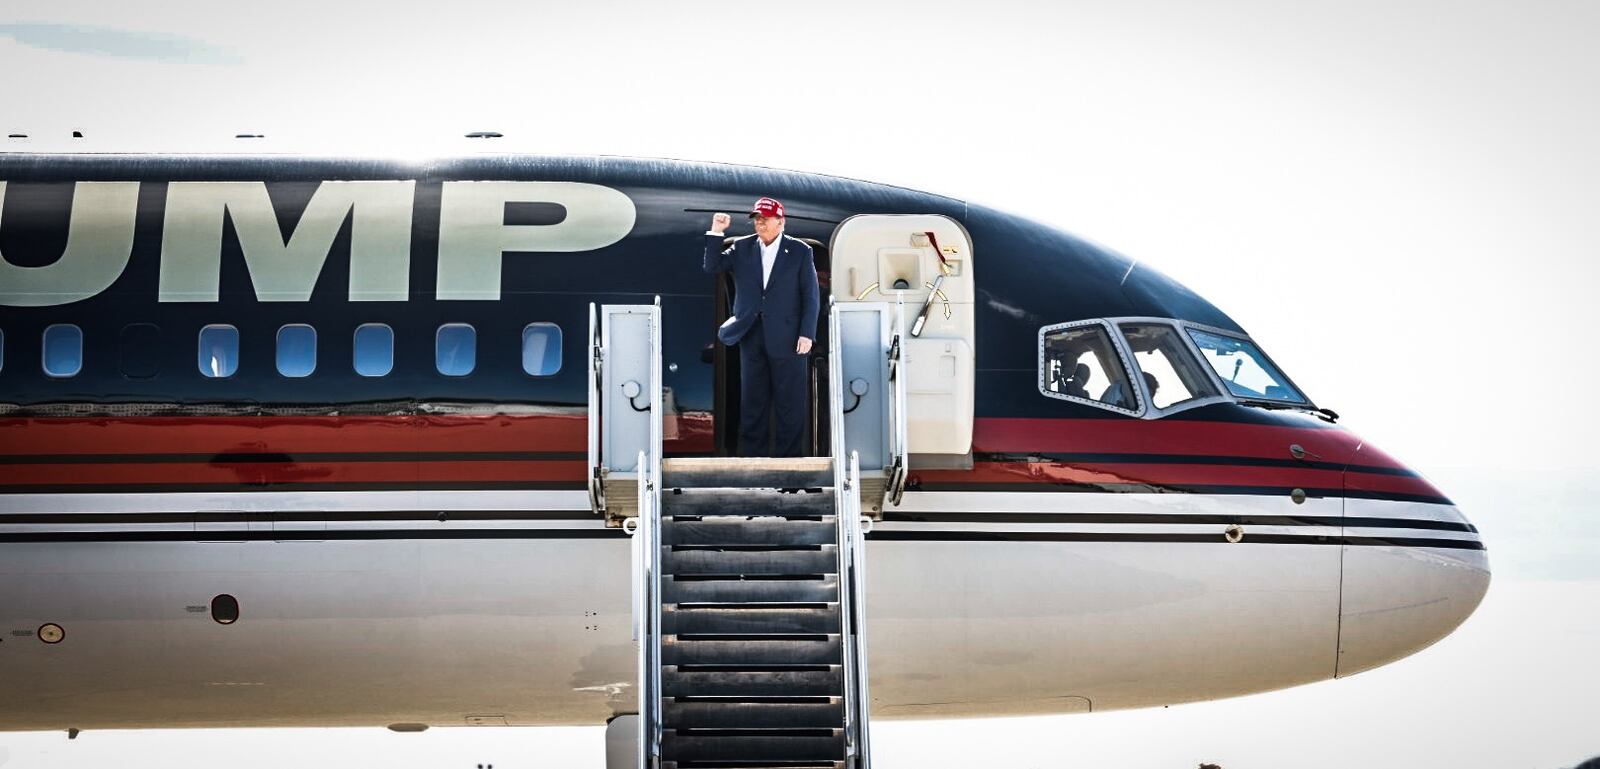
[709, 235, 833, 458]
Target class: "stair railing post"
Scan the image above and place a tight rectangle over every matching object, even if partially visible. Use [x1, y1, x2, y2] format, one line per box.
[828, 301, 848, 470]
[650, 296, 663, 488]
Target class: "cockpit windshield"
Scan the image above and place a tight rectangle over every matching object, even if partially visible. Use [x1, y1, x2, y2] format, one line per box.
[1118, 323, 1219, 409]
[1040, 323, 1140, 413]
[1185, 329, 1307, 404]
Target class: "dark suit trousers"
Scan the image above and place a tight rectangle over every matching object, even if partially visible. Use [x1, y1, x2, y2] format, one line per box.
[737, 318, 809, 458]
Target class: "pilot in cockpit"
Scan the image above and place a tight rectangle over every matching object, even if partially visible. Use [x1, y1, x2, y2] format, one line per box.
[1054, 362, 1092, 400]
[1142, 372, 1160, 401]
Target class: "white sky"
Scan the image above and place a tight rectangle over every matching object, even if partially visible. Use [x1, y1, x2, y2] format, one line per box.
[2, 1, 1597, 766]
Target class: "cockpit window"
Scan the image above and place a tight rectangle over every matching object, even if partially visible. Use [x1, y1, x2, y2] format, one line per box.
[1185, 328, 1308, 404]
[1040, 322, 1140, 413]
[1119, 323, 1219, 409]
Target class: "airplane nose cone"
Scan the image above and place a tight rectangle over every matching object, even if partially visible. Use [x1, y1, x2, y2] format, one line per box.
[1337, 500, 1491, 677]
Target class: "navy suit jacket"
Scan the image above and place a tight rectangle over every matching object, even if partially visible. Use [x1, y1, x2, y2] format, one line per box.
[704, 233, 820, 352]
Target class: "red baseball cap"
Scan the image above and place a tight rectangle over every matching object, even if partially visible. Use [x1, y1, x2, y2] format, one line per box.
[747, 197, 785, 219]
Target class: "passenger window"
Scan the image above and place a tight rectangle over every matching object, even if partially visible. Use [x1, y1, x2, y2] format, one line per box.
[1119, 323, 1219, 409]
[1186, 328, 1308, 403]
[199, 325, 240, 378]
[521, 323, 562, 376]
[119, 323, 161, 379]
[353, 323, 394, 377]
[276, 324, 317, 378]
[43, 324, 83, 378]
[436, 323, 476, 376]
[1039, 322, 1139, 413]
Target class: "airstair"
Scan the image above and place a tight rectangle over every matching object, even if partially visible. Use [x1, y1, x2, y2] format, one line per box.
[590, 300, 905, 769]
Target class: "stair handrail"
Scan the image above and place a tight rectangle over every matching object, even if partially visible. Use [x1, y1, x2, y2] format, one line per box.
[834, 450, 872, 768]
[833, 456, 855, 763]
[624, 450, 649, 767]
[648, 298, 664, 766]
[832, 447, 870, 764]
[634, 450, 663, 768]
[832, 450, 855, 764]
[845, 451, 872, 767]
[887, 298, 909, 506]
[633, 298, 665, 769]
[588, 302, 604, 515]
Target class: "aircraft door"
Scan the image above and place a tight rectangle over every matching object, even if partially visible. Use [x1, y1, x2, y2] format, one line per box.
[829, 215, 975, 458]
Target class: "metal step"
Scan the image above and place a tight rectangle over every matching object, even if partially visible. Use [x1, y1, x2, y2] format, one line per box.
[664, 575, 840, 604]
[664, 457, 833, 490]
[664, 488, 832, 518]
[661, 730, 846, 763]
[662, 762, 842, 769]
[662, 667, 844, 697]
[665, 517, 838, 547]
[665, 605, 842, 635]
[664, 635, 843, 666]
[663, 546, 838, 576]
[664, 696, 844, 728]
[662, 763, 842, 769]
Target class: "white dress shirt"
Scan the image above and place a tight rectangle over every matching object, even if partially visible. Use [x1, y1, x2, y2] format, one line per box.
[758, 235, 781, 290]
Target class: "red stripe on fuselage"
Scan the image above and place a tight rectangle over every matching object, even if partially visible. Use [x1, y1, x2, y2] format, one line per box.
[974, 417, 1375, 465]
[914, 461, 1347, 488]
[0, 415, 1434, 497]
[0, 459, 586, 488]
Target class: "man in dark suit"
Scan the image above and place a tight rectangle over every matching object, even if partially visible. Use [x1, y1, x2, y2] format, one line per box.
[704, 197, 819, 457]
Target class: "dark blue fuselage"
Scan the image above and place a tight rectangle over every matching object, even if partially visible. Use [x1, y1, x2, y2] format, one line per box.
[0, 153, 1244, 427]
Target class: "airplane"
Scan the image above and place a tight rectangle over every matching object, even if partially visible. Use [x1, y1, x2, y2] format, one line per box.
[0, 153, 1488, 767]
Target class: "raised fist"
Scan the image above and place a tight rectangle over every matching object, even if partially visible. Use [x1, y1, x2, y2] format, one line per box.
[711, 212, 731, 234]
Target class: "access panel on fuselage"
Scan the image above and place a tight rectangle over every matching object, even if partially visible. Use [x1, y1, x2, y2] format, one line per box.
[829, 215, 974, 457]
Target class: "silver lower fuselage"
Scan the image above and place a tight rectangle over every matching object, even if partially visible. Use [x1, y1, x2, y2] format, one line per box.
[0, 488, 1489, 730]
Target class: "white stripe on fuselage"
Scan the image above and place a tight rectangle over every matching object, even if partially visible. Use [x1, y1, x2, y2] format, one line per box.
[0, 489, 590, 514]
